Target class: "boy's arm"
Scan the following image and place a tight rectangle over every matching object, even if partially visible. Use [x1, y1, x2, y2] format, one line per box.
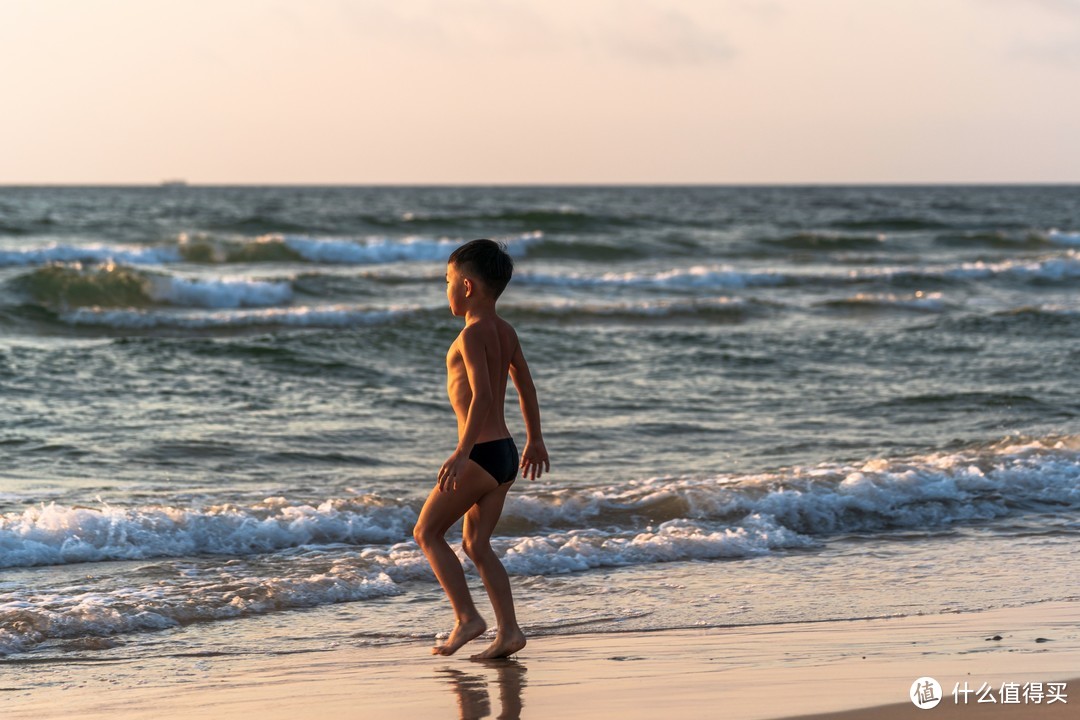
[509, 339, 550, 481]
[438, 325, 493, 490]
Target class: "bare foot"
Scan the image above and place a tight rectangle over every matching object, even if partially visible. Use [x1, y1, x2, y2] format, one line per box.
[432, 617, 487, 656]
[470, 629, 526, 659]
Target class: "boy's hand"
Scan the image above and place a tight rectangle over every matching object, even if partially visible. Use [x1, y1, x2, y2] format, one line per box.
[438, 449, 469, 492]
[520, 440, 550, 481]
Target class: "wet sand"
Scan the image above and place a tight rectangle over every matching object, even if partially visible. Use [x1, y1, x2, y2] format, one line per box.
[2, 601, 1076, 719]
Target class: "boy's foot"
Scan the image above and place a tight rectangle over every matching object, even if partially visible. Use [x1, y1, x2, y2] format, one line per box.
[470, 630, 526, 659]
[432, 617, 487, 656]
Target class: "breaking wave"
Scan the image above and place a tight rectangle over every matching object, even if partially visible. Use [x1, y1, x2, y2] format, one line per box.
[0, 232, 543, 269]
[3, 435, 1076, 570]
[518, 251, 1080, 290]
[11, 265, 293, 309]
[2, 435, 1077, 654]
[818, 292, 947, 313]
[58, 303, 428, 330]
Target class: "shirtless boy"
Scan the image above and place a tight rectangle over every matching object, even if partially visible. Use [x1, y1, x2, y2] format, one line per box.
[413, 238, 549, 659]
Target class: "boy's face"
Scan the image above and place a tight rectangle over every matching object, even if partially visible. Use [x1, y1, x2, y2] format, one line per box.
[445, 262, 468, 316]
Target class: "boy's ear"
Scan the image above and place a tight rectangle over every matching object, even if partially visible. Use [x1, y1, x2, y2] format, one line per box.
[463, 277, 474, 297]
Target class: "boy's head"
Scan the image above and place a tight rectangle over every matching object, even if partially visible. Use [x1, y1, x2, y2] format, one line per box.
[447, 239, 514, 300]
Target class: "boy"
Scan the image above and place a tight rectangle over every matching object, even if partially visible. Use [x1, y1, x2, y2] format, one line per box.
[413, 238, 550, 659]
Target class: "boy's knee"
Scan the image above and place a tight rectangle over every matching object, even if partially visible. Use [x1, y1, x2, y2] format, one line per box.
[413, 522, 437, 548]
[461, 534, 490, 561]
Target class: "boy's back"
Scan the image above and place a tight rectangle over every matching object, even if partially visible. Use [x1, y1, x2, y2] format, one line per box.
[445, 316, 517, 445]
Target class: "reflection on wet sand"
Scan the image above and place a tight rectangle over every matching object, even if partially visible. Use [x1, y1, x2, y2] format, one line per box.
[437, 659, 527, 720]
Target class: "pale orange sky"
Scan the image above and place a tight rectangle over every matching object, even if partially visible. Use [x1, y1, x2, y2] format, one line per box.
[1, 0, 1077, 184]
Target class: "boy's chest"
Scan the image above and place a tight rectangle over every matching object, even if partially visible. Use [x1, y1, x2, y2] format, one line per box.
[445, 343, 465, 376]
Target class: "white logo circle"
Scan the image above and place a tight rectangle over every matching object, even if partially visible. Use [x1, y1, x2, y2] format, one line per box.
[910, 677, 943, 709]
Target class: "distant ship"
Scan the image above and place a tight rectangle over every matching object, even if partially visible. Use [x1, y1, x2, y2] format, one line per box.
[160, 179, 187, 188]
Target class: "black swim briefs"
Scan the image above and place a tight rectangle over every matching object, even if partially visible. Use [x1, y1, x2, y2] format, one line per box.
[468, 437, 519, 485]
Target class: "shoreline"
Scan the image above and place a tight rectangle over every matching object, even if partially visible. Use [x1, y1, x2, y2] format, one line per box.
[3, 600, 1077, 719]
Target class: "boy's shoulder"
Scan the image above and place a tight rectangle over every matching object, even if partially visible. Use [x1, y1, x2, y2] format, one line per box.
[459, 315, 518, 348]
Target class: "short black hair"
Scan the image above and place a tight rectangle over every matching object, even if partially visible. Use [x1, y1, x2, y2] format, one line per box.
[448, 238, 514, 298]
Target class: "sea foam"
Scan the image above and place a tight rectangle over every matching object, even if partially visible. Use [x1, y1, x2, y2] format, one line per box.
[3, 436, 1077, 570]
[0, 497, 418, 569]
[1, 437, 1078, 656]
[147, 275, 293, 308]
[0, 232, 542, 269]
[517, 251, 1080, 290]
[59, 303, 428, 329]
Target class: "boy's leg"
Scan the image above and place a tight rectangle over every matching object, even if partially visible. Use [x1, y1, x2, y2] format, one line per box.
[414, 463, 498, 655]
[462, 474, 527, 659]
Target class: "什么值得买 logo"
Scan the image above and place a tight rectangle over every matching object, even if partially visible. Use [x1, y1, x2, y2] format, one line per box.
[910, 677, 942, 709]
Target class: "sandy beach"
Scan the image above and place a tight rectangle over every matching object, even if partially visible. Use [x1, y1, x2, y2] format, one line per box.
[3, 600, 1075, 720]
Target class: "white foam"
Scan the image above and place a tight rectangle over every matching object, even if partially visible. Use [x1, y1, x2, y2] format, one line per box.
[280, 231, 541, 264]
[2, 437, 1078, 655]
[0, 498, 418, 569]
[517, 251, 1080, 291]
[1046, 229, 1080, 247]
[520, 265, 788, 290]
[0, 560, 401, 655]
[59, 303, 428, 329]
[511, 296, 751, 317]
[942, 254, 1080, 282]
[4, 437, 1076, 573]
[148, 276, 293, 308]
[853, 250, 1080, 284]
[495, 514, 814, 575]
[0, 515, 810, 654]
[500, 436, 1080, 535]
[0, 243, 180, 267]
[0, 232, 543, 269]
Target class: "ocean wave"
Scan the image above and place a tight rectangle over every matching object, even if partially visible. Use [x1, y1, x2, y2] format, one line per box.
[0, 496, 418, 569]
[915, 252, 1080, 283]
[0, 243, 180, 267]
[6, 432, 1078, 656]
[0, 222, 35, 236]
[995, 304, 1080, 318]
[396, 207, 645, 232]
[0, 514, 808, 655]
[1, 437, 1077, 654]
[178, 233, 304, 263]
[525, 236, 651, 261]
[11, 265, 293, 310]
[150, 275, 292, 309]
[179, 231, 541, 265]
[1047, 229, 1080, 247]
[285, 234, 484, 264]
[500, 435, 1080, 535]
[0, 559, 402, 655]
[818, 292, 947, 313]
[942, 304, 1080, 334]
[3, 436, 1077, 571]
[933, 230, 1058, 249]
[58, 303, 428, 330]
[203, 215, 319, 234]
[517, 251, 1080, 291]
[760, 232, 886, 251]
[0, 232, 542, 269]
[831, 217, 952, 231]
[506, 296, 757, 322]
[520, 266, 790, 290]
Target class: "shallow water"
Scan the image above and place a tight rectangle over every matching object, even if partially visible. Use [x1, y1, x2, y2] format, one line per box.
[1, 185, 1078, 664]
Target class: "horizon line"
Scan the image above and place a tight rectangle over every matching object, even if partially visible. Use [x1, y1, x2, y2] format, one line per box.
[2, 181, 1080, 188]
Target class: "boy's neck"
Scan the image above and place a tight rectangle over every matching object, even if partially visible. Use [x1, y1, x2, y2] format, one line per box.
[464, 299, 498, 324]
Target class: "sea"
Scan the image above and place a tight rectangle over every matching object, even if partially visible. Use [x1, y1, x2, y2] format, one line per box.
[0, 185, 1078, 668]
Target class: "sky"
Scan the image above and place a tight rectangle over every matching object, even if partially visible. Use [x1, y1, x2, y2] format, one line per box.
[1, 0, 1078, 184]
